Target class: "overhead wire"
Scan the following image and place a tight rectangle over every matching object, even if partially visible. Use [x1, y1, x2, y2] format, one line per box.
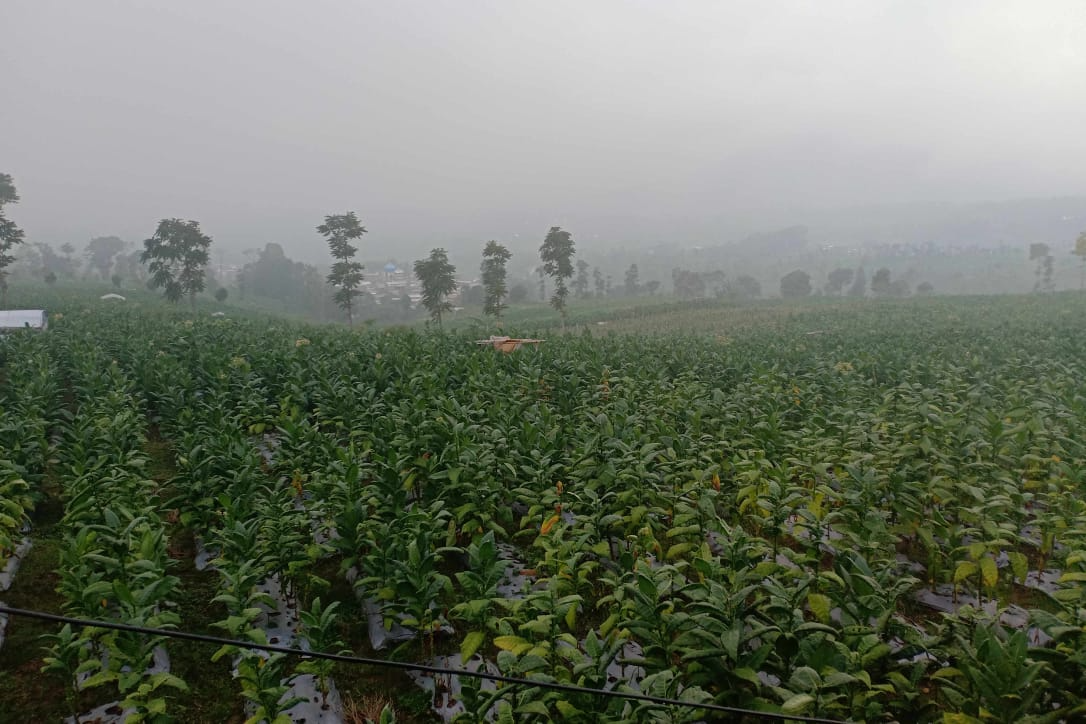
[0, 604, 846, 723]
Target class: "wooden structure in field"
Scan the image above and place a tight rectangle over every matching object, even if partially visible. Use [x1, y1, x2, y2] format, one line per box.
[474, 335, 544, 353]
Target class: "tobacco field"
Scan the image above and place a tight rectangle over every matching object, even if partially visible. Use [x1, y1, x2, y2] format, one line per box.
[3, 293, 1086, 722]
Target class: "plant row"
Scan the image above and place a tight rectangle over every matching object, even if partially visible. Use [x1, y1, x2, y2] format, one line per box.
[15, 296, 1086, 721]
[41, 332, 186, 721]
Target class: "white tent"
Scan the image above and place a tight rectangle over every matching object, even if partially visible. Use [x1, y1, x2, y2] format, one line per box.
[0, 310, 48, 331]
[99, 293, 126, 301]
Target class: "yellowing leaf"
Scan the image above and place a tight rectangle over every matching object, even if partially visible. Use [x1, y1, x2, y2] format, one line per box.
[954, 561, 978, 584]
[460, 631, 486, 661]
[493, 635, 532, 655]
[1007, 551, 1028, 584]
[665, 543, 693, 561]
[979, 556, 998, 589]
[807, 593, 832, 624]
[540, 514, 561, 535]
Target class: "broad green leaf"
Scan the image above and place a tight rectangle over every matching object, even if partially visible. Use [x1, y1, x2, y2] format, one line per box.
[516, 701, 551, 716]
[788, 666, 821, 693]
[781, 693, 815, 714]
[555, 700, 582, 717]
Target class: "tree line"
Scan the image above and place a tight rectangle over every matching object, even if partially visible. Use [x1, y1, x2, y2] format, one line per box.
[5, 170, 1086, 317]
[320, 218, 581, 328]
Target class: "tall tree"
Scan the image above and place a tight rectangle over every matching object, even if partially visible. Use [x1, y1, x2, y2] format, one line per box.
[537, 266, 546, 301]
[539, 227, 575, 327]
[0, 173, 26, 307]
[593, 267, 605, 297]
[414, 248, 457, 326]
[84, 236, 126, 279]
[141, 219, 213, 307]
[318, 212, 366, 325]
[480, 240, 512, 320]
[624, 263, 640, 296]
[573, 259, 590, 298]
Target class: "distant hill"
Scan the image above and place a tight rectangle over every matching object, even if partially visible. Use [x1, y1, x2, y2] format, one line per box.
[795, 196, 1086, 250]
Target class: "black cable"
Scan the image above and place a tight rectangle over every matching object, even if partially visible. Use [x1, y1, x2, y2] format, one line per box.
[0, 604, 845, 723]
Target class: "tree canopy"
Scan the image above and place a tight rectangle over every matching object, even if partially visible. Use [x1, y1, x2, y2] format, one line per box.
[414, 247, 457, 325]
[539, 226, 575, 324]
[241, 244, 309, 300]
[871, 267, 911, 297]
[85, 236, 126, 279]
[319, 212, 367, 325]
[825, 267, 854, 295]
[480, 240, 511, 320]
[780, 269, 812, 298]
[141, 218, 212, 306]
[0, 172, 26, 306]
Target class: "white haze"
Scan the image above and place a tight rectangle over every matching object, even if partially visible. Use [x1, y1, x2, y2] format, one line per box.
[3, 1, 1086, 262]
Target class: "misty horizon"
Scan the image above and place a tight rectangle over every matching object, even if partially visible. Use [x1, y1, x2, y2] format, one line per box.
[4, 1, 1085, 265]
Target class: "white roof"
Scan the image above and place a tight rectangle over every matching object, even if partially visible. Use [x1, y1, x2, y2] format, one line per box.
[0, 309, 47, 330]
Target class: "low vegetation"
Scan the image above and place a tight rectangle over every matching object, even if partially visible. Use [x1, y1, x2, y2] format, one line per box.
[2, 290, 1086, 722]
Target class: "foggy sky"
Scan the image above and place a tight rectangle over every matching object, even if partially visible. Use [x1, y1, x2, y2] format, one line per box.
[4, 1, 1085, 263]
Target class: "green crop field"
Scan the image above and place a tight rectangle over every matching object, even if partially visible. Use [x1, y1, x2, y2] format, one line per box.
[3, 290, 1086, 722]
